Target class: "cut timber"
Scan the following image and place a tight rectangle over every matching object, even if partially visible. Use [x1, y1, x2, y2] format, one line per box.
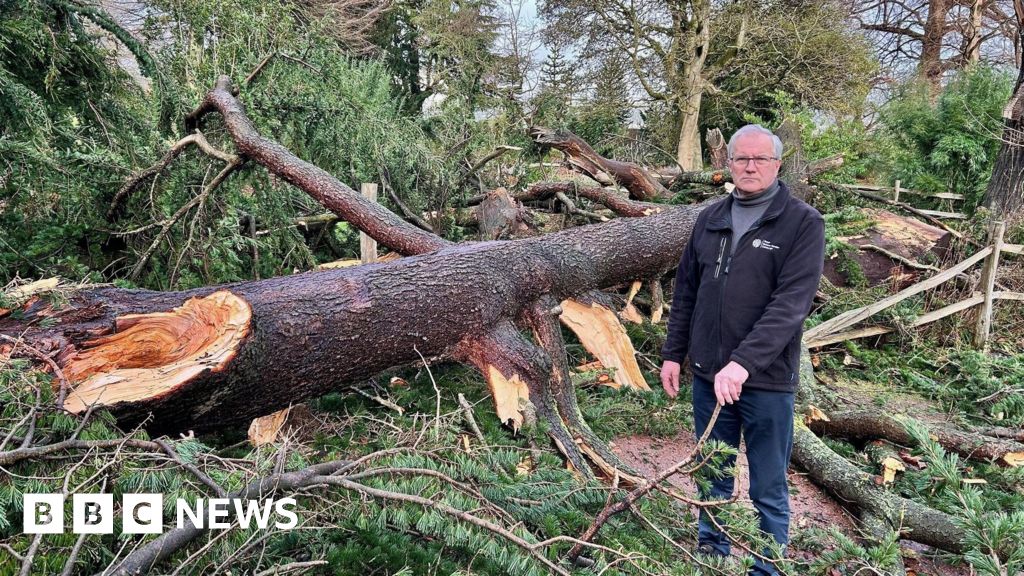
[478, 187, 532, 240]
[559, 299, 650, 391]
[823, 208, 951, 288]
[61, 291, 251, 413]
[807, 410, 1024, 467]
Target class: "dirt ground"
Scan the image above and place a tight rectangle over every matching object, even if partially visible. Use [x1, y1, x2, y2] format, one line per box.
[611, 431, 969, 575]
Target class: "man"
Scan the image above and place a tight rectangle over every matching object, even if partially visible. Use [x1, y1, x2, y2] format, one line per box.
[660, 124, 824, 575]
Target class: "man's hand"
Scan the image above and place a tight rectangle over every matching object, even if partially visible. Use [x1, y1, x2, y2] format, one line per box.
[713, 361, 749, 406]
[661, 361, 682, 398]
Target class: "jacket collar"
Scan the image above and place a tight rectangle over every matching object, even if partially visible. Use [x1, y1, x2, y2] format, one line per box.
[706, 180, 791, 231]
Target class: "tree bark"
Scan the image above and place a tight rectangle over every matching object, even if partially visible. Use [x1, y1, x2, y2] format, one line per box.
[792, 422, 964, 553]
[0, 201, 701, 434]
[983, 4, 1024, 218]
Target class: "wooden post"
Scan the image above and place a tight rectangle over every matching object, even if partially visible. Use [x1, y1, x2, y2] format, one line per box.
[360, 183, 378, 264]
[893, 179, 901, 203]
[973, 221, 1005, 350]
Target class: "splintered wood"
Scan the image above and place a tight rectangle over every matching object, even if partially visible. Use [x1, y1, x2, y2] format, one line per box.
[61, 290, 251, 413]
[0, 277, 60, 317]
[485, 365, 531, 431]
[559, 299, 650, 391]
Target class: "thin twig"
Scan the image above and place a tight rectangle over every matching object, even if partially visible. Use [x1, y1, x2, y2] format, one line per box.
[129, 158, 243, 281]
[0, 333, 71, 410]
[457, 393, 487, 446]
[156, 438, 227, 498]
[413, 345, 441, 442]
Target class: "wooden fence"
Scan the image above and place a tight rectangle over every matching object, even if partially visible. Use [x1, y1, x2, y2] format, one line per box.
[835, 180, 967, 219]
[804, 221, 1023, 351]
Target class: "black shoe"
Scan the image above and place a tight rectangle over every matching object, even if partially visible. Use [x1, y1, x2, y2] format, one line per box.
[697, 543, 727, 558]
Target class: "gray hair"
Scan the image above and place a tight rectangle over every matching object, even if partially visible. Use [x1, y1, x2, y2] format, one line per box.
[727, 124, 783, 160]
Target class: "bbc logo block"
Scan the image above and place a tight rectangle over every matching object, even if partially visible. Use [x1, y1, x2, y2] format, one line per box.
[23, 494, 297, 534]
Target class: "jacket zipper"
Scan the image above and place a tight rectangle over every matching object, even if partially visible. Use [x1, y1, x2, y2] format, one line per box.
[715, 233, 730, 368]
[713, 237, 727, 279]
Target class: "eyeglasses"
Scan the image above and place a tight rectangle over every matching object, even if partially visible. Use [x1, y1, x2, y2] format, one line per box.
[730, 156, 778, 167]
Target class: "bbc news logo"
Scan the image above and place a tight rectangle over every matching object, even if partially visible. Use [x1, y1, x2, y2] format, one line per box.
[23, 494, 298, 534]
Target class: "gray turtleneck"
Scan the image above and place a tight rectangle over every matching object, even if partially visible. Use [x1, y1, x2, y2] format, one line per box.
[730, 179, 779, 256]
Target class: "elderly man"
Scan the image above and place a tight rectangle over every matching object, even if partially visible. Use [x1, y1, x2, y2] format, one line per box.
[660, 124, 825, 574]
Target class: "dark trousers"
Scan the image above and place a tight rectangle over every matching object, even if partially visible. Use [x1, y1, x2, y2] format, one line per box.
[691, 376, 794, 575]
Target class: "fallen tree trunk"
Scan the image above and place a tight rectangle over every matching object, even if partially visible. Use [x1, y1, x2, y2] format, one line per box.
[0, 202, 699, 434]
[792, 421, 964, 553]
[807, 409, 1024, 467]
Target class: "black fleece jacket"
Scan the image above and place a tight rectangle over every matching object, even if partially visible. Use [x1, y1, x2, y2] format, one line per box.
[661, 182, 825, 392]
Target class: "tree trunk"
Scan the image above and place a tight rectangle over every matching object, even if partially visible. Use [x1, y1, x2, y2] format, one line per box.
[983, 6, 1024, 218]
[0, 202, 700, 434]
[676, 91, 703, 171]
[920, 0, 949, 99]
[675, 1, 709, 171]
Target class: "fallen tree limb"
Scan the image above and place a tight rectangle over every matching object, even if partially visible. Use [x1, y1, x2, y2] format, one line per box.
[107, 131, 239, 220]
[530, 126, 671, 201]
[807, 410, 1024, 467]
[791, 421, 964, 553]
[468, 181, 663, 218]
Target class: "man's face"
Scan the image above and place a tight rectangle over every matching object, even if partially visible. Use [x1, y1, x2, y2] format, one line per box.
[728, 133, 781, 196]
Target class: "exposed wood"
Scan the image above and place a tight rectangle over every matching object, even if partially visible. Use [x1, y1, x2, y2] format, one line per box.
[485, 365, 532, 431]
[360, 183, 379, 263]
[477, 188, 533, 239]
[558, 299, 650, 391]
[974, 221, 1006, 350]
[530, 126, 670, 201]
[835, 186, 965, 238]
[61, 291, 251, 414]
[835, 182, 963, 201]
[248, 404, 315, 446]
[915, 208, 966, 219]
[1002, 243, 1024, 255]
[863, 440, 906, 485]
[805, 154, 845, 180]
[807, 410, 1024, 467]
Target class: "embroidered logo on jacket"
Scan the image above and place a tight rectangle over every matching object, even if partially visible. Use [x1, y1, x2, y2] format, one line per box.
[752, 238, 780, 251]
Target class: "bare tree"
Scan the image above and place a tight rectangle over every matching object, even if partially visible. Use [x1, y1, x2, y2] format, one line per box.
[849, 0, 1018, 96]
